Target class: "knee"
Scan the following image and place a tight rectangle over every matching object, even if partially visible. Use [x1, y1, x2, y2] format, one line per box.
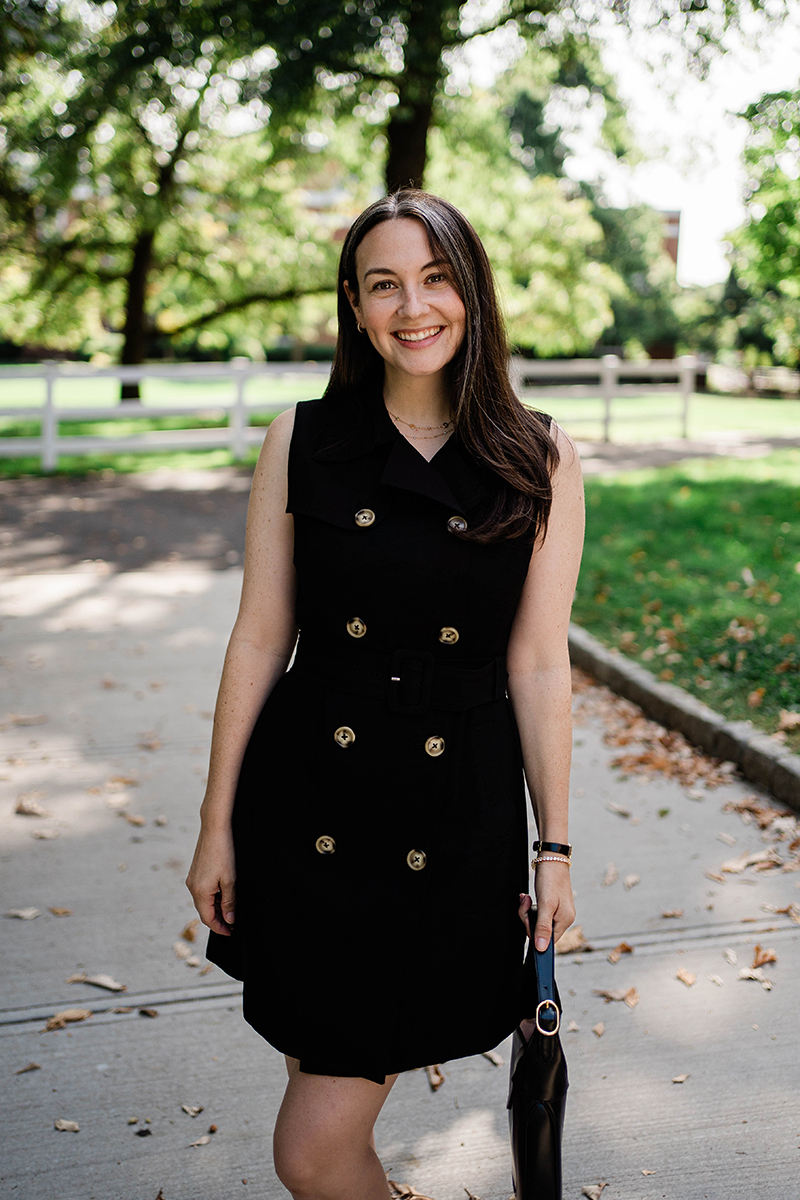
[273, 1136, 331, 1200]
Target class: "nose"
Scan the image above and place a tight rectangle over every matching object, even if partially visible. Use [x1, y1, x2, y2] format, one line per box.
[397, 283, 429, 320]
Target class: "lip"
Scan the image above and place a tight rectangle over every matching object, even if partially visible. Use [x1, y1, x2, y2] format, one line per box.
[391, 325, 444, 347]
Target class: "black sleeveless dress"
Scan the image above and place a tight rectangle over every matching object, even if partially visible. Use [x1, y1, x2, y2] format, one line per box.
[206, 394, 541, 1083]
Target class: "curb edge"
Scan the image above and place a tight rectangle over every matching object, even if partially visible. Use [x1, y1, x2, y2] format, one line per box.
[568, 623, 800, 814]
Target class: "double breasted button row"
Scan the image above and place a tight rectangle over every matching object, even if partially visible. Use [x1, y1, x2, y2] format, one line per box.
[315, 835, 426, 870]
[355, 508, 467, 536]
[345, 618, 459, 644]
[334, 727, 444, 756]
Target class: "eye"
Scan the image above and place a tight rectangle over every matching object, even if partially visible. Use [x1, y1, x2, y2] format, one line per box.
[371, 279, 396, 291]
[426, 272, 448, 285]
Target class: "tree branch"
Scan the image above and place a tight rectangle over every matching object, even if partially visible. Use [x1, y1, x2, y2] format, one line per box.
[163, 285, 335, 335]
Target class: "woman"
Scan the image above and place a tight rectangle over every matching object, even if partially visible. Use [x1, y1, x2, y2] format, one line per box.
[186, 189, 584, 1199]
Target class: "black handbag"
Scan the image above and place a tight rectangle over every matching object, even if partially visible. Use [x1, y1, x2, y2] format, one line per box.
[507, 922, 569, 1200]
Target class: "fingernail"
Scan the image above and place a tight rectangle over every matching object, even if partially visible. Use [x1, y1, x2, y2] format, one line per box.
[535, 936, 548, 951]
[224, 913, 235, 923]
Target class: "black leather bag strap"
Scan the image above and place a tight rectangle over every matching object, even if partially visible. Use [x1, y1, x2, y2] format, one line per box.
[525, 916, 560, 1035]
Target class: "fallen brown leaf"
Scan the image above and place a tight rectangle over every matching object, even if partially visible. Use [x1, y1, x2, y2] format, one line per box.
[15, 794, 50, 817]
[661, 909, 684, 919]
[6, 907, 40, 920]
[112, 1006, 134, 1013]
[555, 925, 590, 954]
[208, 1124, 218, 1134]
[180, 919, 199, 943]
[592, 1022, 605, 1038]
[608, 942, 634, 964]
[181, 1104, 204, 1117]
[752, 945, 777, 968]
[54, 1118, 79, 1132]
[672, 1074, 690, 1084]
[602, 863, 618, 887]
[45, 1008, 92, 1030]
[48, 907, 72, 917]
[778, 709, 800, 731]
[739, 966, 772, 990]
[124, 813, 146, 827]
[106, 775, 138, 790]
[481, 1050, 504, 1067]
[676, 968, 696, 987]
[566, 1020, 579, 1032]
[425, 1064, 445, 1092]
[189, 1135, 210, 1147]
[66, 972, 127, 992]
[723, 948, 738, 965]
[32, 828, 60, 840]
[138, 1007, 159, 1018]
[642, 1168, 656, 1175]
[593, 987, 638, 1008]
[747, 687, 766, 708]
[15, 1062, 41, 1074]
[708, 975, 725, 986]
[623, 874, 641, 890]
[704, 870, 725, 883]
[388, 1180, 437, 1200]
[138, 733, 162, 752]
[762, 902, 800, 923]
[9, 714, 47, 727]
[581, 1185, 608, 1200]
[606, 802, 631, 818]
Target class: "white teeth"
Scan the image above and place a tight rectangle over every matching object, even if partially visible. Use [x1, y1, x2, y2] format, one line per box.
[395, 327, 442, 342]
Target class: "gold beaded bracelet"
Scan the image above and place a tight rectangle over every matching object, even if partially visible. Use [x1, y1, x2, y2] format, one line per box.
[532, 854, 572, 867]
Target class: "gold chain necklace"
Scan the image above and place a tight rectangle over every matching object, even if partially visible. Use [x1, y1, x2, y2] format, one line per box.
[387, 408, 453, 433]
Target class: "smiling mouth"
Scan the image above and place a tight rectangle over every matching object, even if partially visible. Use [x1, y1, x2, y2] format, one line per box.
[393, 326, 444, 343]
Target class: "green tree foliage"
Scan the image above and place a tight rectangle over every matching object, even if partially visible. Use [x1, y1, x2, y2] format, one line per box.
[428, 92, 618, 354]
[728, 89, 800, 366]
[0, 2, 379, 389]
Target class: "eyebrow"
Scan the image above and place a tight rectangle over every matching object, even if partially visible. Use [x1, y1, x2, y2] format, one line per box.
[362, 259, 447, 280]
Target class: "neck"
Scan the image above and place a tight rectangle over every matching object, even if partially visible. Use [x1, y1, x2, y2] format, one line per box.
[382, 365, 453, 426]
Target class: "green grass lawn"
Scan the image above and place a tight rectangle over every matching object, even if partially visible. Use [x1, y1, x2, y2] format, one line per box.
[575, 450, 800, 755]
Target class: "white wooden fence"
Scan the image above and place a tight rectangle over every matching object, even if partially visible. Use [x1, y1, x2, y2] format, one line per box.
[0, 354, 698, 471]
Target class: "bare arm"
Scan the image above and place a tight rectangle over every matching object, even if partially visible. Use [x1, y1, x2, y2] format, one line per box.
[506, 423, 585, 951]
[186, 406, 297, 935]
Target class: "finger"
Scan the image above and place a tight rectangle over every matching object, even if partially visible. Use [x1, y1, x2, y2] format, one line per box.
[534, 905, 555, 952]
[220, 881, 236, 926]
[518, 892, 533, 936]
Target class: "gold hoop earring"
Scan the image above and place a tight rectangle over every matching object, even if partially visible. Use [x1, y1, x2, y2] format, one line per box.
[356, 322, 365, 333]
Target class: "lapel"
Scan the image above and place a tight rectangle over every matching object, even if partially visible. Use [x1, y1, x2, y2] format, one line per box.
[311, 393, 489, 516]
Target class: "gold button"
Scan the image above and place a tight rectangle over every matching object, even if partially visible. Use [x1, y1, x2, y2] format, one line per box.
[447, 515, 467, 534]
[316, 835, 335, 855]
[407, 848, 427, 871]
[346, 617, 366, 638]
[425, 735, 445, 757]
[355, 508, 375, 527]
[334, 725, 355, 748]
[439, 626, 459, 644]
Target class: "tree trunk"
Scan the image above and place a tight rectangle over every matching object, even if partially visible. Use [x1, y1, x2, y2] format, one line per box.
[119, 230, 155, 401]
[385, 96, 434, 191]
[384, 2, 448, 192]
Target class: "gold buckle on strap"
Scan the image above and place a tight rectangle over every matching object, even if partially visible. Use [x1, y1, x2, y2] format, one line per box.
[535, 998, 560, 1036]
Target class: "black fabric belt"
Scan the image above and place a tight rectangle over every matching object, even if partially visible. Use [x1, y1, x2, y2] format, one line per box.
[292, 636, 508, 715]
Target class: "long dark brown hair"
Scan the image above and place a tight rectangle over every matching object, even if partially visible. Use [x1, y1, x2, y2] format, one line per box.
[324, 189, 560, 544]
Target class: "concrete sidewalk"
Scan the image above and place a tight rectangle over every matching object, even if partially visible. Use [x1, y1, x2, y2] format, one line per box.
[2, 562, 799, 1200]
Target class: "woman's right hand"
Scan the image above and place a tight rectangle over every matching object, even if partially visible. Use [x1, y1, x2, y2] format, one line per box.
[185, 824, 236, 937]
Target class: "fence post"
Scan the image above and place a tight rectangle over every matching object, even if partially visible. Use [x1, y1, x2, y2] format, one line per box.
[42, 361, 58, 472]
[677, 355, 697, 439]
[600, 354, 618, 443]
[230, 357, 249, 460]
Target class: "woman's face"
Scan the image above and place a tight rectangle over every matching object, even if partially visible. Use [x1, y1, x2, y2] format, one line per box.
[344, 217, 466, 385]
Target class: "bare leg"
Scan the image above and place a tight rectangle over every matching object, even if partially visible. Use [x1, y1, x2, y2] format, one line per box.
[275, 1056, 398, 1200]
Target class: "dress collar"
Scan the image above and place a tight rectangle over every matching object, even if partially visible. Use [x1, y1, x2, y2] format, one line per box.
[311, 392, 489, 515]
